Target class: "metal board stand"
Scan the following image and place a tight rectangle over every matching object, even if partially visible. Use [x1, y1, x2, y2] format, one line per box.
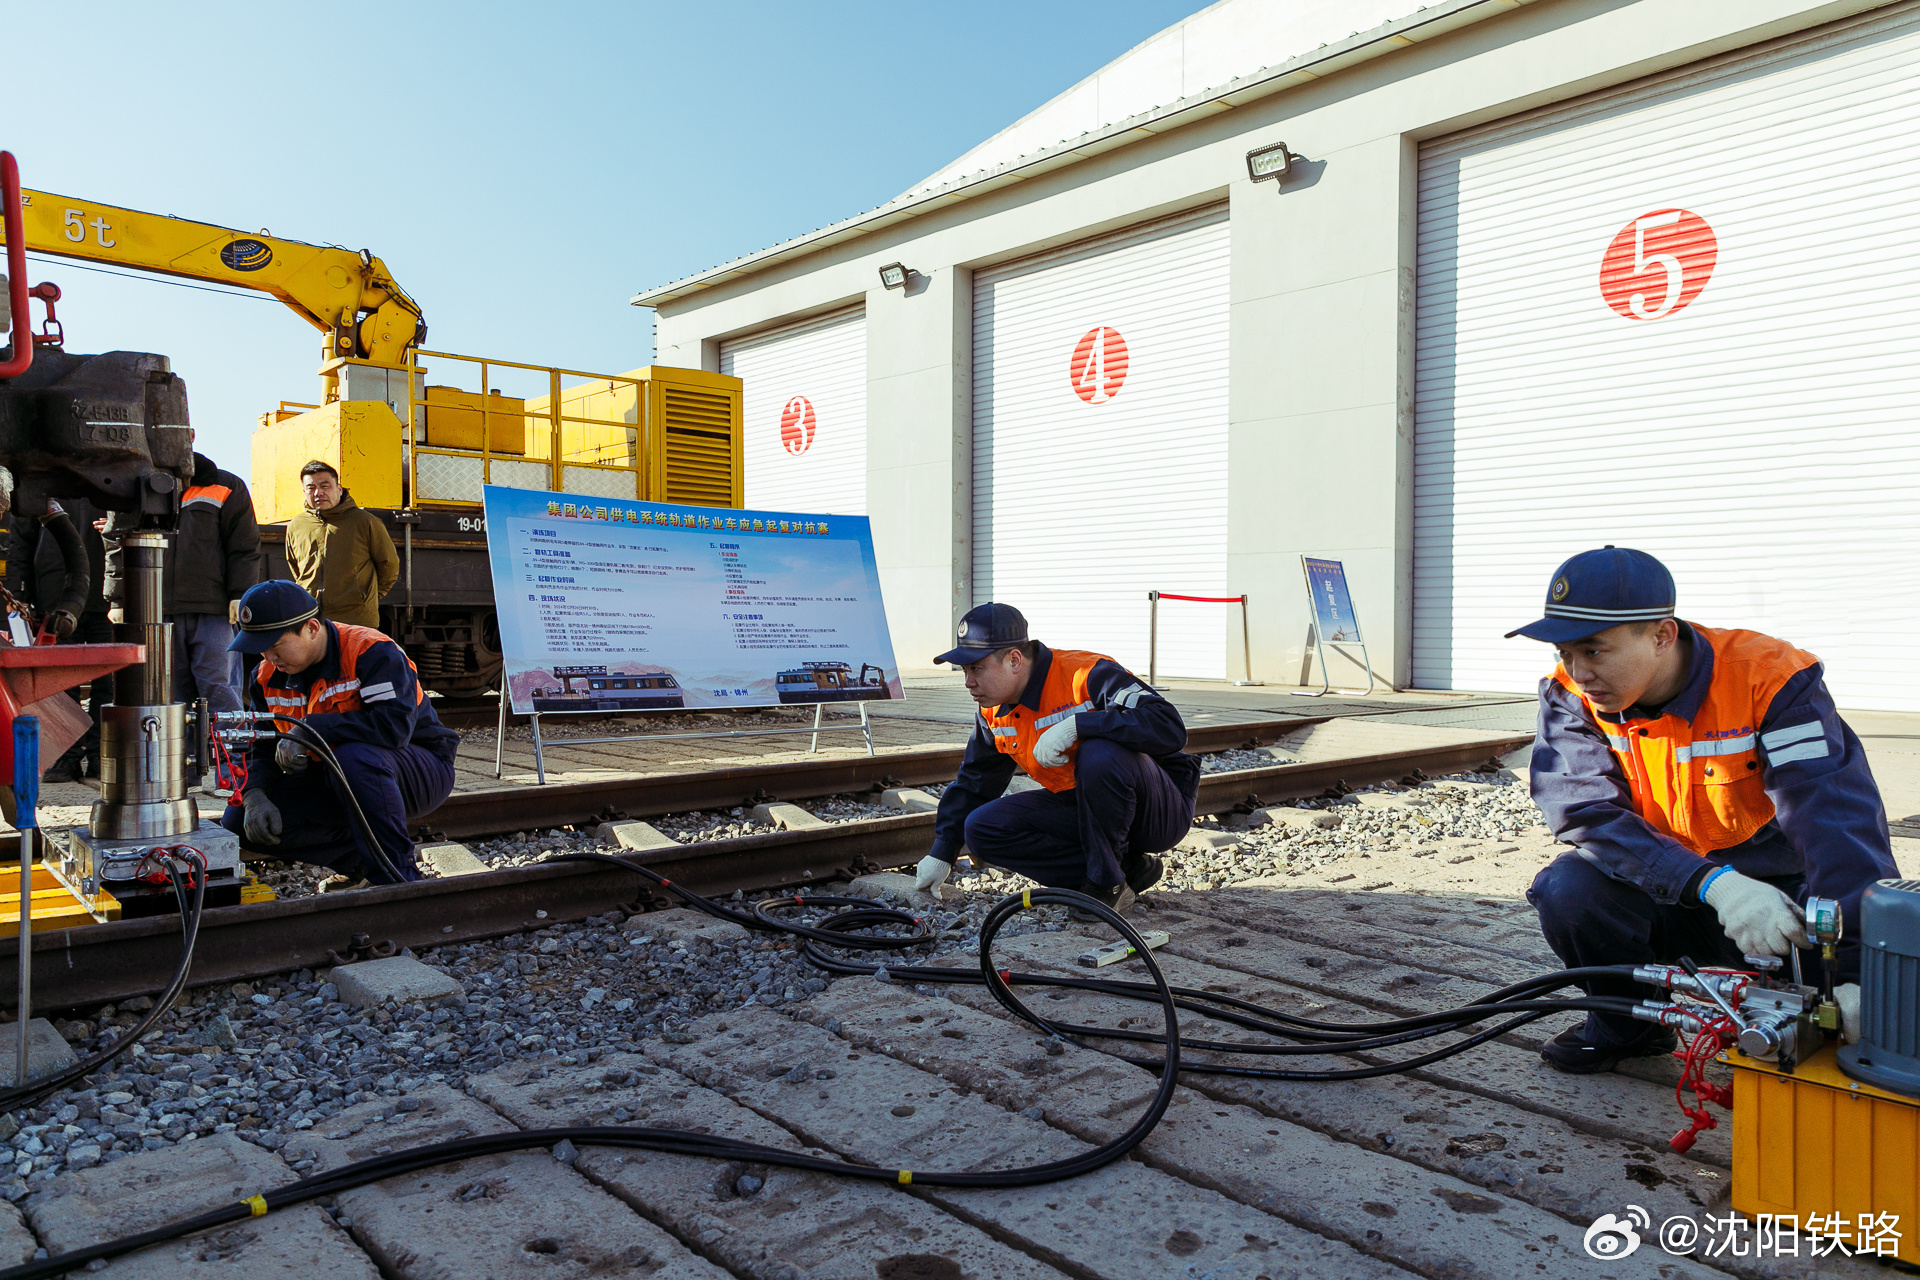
[494, 676, 876, 785]
[1296, 622, 1377, 698]
[1293, 556, 1378, 698]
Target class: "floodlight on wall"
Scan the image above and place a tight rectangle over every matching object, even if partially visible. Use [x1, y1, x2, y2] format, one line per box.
[878, 262, 913, 289]
[1246, 141, 1294, 187]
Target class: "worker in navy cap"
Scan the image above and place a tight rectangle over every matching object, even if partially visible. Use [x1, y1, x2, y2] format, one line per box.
[914, 603, 1199, 917]
[1513, 547, 1892, 1072]
[221, 580, 460, 887]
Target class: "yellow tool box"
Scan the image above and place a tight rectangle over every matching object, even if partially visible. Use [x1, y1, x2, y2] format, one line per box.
[1728, 1041, 1918, 1264]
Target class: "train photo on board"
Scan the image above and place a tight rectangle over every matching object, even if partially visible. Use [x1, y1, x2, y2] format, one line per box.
[775, 661, 889, 704]
[529, 665, 686, 713]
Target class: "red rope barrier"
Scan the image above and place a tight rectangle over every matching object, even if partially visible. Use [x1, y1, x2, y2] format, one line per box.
[1153, 593, 1244, 604]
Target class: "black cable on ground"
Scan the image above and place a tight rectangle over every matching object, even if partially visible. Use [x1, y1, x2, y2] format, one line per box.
[0, 884, 1177, 1280]
[0, 853, 205, 1114]
[0, 842, 1665, 1277]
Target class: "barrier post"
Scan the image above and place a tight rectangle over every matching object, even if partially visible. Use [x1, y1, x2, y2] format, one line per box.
[1147, 592, 1160, 688]
[1145, 591, 1260, 686]
[1235, 594, 1263, 686]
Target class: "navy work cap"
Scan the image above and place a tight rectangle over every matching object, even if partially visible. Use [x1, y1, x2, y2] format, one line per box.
[228, 581, 322, 654]
[1506, 546, 1676, 644]
[935, 602, 1029, 666]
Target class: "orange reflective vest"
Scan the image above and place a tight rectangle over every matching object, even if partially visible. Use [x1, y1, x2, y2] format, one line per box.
[1553, 626, 1818, 854]
[181, 482, 232, 512]
[255, 623, 426, 724]
[980, 649, 1108, 792]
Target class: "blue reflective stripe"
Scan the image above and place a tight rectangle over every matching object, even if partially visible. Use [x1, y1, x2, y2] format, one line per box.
[1767, 739, 1830, 765]
[1036, 701, 1092, 730]
[1675, 734, 1755, 763]
[1761, 720, 1824, 750]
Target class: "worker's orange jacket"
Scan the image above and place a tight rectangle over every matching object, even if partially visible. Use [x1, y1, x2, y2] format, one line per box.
[979, 648, 1113, 792]
[244, 621, 458, 774]
[1551, 626, 1817, 854]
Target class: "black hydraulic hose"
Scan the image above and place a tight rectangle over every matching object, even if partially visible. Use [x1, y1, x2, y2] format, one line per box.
[0, 847, 1700, 1280]
[0, 884, 1180, 1280]
[0, 856, 205, 1114]
[34, 508, 87, 628]
[561, 849, 1651, 1076]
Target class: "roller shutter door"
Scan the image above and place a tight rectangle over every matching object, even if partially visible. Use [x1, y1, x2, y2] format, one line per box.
[719, 305, 866, 515]
[1413, 3, 1920, 712]
[973, 206, 1230, 678]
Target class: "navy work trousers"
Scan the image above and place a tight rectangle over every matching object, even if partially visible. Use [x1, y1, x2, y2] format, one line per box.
[222, 741, 454, 885]
[167, 613, 241, 713]
[962, 738, 1193, 889]
[1528, 850, 1806, 1046]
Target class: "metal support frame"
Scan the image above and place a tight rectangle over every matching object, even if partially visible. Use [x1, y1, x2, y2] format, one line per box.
[1292, 620, 1377, 697]
[494, 675, 876, 785]
[1146, 591, 1261, 687]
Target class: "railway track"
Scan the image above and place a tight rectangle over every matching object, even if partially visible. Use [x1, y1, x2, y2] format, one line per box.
[0, 719, 1532, 1010]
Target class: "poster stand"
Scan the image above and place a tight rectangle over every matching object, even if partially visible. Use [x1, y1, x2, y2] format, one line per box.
[494, 678, 876, 785]
[1294, 555, 1378, 698]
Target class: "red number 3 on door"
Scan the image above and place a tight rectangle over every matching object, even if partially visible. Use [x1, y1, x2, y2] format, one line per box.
[1598, 209, 1718, 321]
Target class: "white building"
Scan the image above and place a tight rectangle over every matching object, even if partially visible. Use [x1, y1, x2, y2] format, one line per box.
[635, 0, 1920, 711]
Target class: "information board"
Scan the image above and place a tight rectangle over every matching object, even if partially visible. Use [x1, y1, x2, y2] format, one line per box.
[1301, 557, 1362, 643]
[482, 486, 902, 716]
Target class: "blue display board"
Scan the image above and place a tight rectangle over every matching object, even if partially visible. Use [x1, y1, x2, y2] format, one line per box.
[482, 486, 902, 716]
[1301, 557, 1362, 644]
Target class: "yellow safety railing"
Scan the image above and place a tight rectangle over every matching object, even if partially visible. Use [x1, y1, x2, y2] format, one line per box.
[403, 349, 649, 506]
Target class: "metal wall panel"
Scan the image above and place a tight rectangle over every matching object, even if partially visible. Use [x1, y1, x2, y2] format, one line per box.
[1414, 3, 1920, 711]
[719, 305, 867, 515]
[972, 206, 1231, 678]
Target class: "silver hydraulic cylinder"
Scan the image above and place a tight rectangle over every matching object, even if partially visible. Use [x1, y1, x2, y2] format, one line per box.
[53, 531, 240, 908]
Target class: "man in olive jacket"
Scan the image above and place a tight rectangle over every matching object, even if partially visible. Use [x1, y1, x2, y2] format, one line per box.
[284, 461, 399, 631]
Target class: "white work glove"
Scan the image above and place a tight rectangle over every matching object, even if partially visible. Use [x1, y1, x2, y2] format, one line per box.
[1033, 717, 1079, 768]
[242, 789, 282, 846]
[1837, 983, 1861, 1044]
[1703, 869, 1803, 958]
[228, 599, 242, 626]
[914, 855, 952, 901]
[274, 738, 310, 773]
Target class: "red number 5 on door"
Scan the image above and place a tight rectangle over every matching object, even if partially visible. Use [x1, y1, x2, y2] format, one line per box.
[1598, 208, 1718, 321]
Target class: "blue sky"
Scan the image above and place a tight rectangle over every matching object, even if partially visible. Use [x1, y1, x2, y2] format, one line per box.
[10, 1, 1197, 480]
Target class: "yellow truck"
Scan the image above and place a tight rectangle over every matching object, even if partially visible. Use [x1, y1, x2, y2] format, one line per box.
[3, 188, 742, 696]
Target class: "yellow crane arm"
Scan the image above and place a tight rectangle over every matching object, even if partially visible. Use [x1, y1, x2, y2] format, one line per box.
[2, 189, 424, 370]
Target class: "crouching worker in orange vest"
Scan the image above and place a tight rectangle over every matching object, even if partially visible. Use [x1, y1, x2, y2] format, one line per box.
[220, 581, 460, 887]
[1513, 547, 1895, 1074]
[913, 603, 1199, 919]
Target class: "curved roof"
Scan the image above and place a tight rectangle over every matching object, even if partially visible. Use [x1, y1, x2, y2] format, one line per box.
[904, 0, 1417, 199]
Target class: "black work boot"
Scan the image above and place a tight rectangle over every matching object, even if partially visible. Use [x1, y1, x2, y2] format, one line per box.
[1067, 880, 1136, 922]
[1123, 853, 1164, 894]
[1539, 1022, 1677, 1075]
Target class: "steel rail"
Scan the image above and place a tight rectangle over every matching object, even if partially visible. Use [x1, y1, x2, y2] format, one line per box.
[421, 718, 1315, 838]
[0, 726, 1530, 1010]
